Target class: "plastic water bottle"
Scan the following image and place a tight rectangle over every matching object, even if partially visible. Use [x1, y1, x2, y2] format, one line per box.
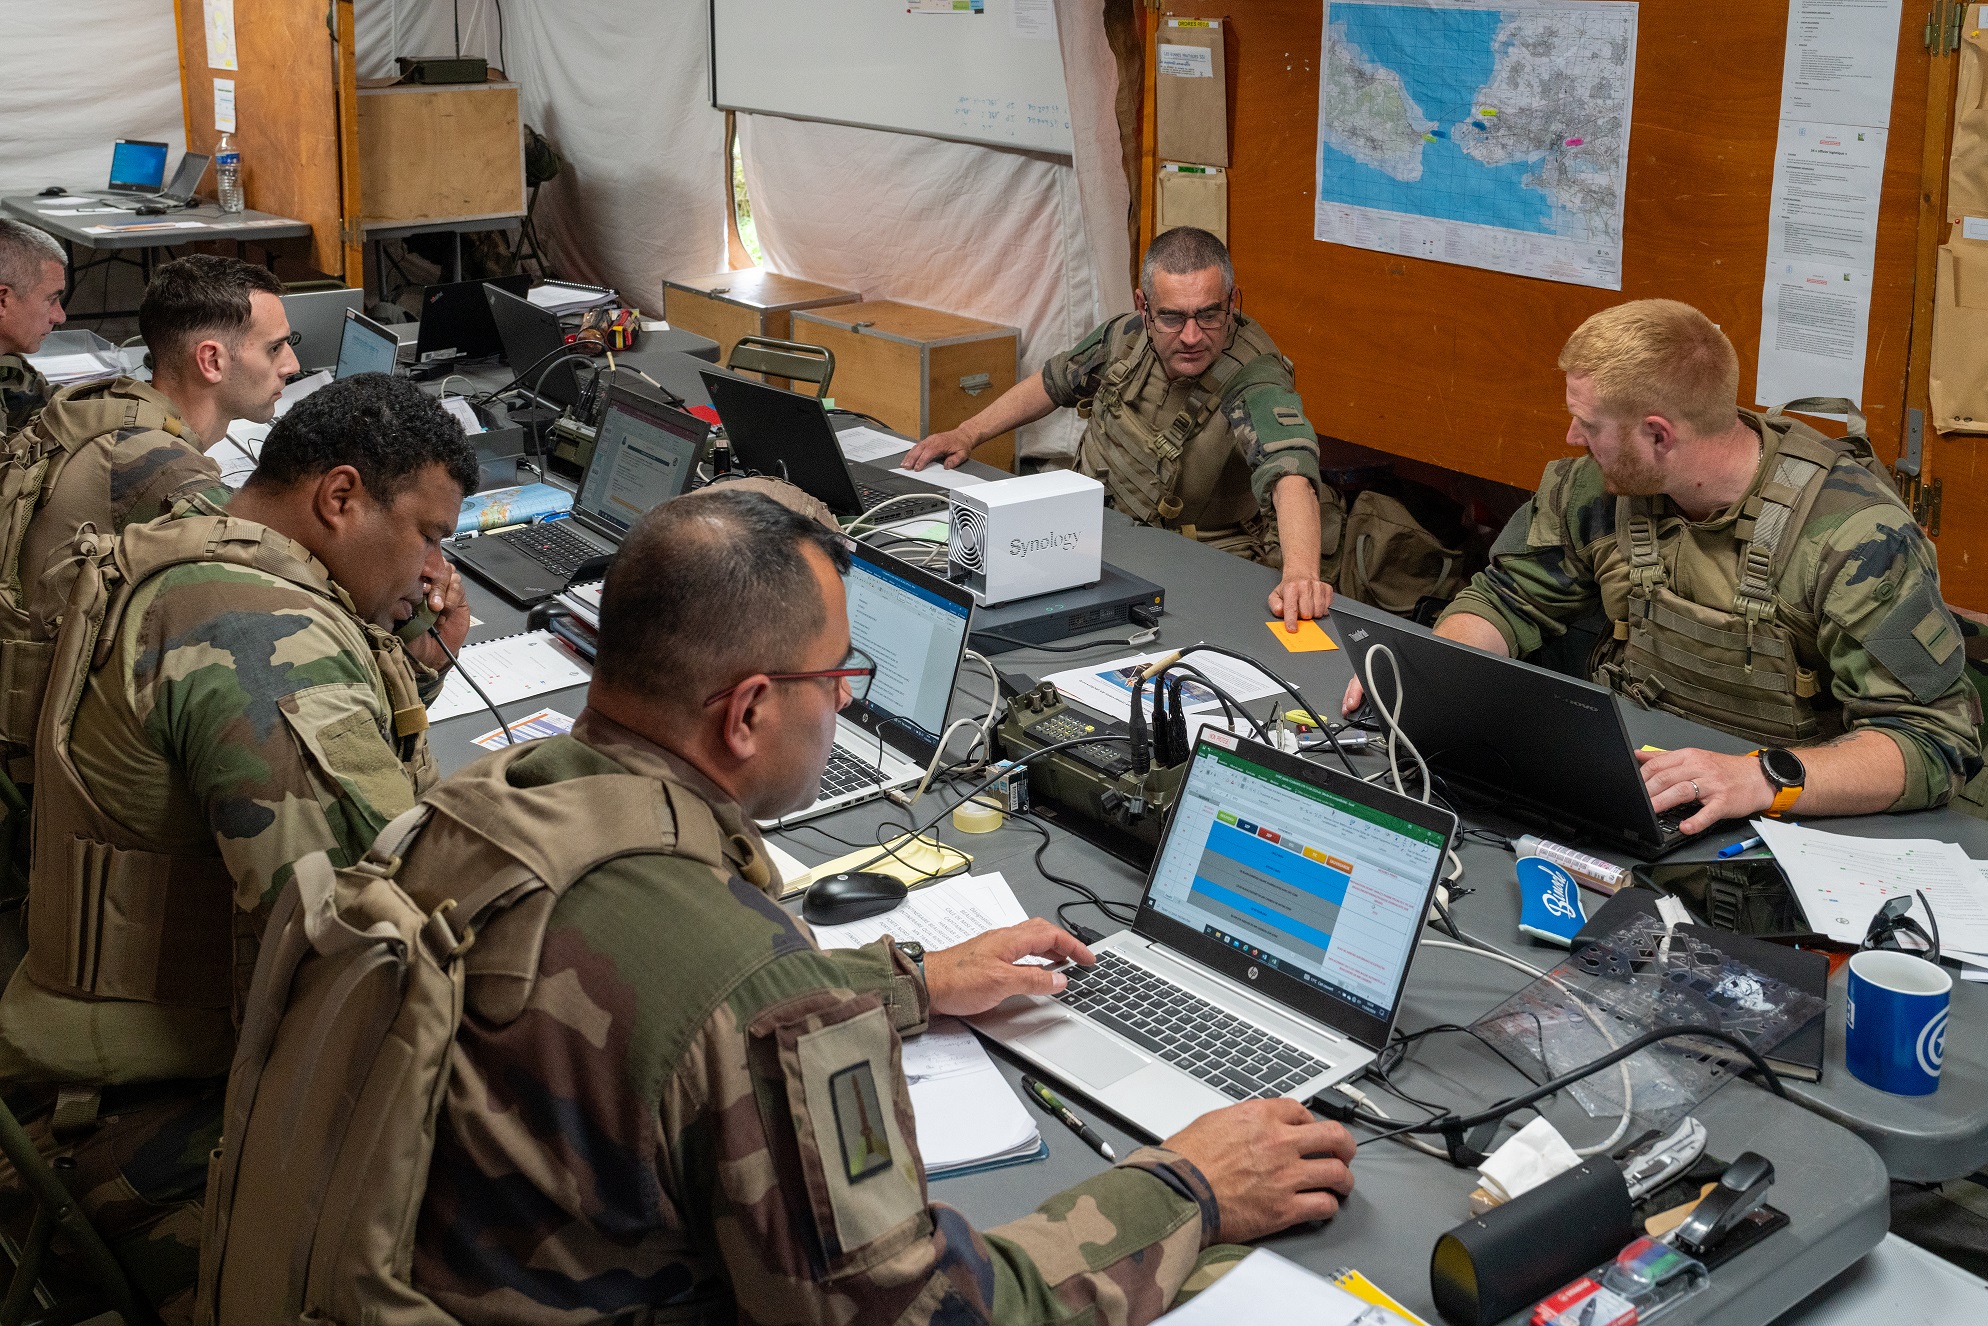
[215, 134, 243, 213]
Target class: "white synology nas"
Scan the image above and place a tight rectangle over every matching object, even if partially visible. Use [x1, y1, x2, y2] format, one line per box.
[946, 470, 1104, 606]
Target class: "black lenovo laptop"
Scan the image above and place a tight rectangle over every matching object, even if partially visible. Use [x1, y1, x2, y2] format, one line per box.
[698, 369, 944, 520]
[414, 275, 532, 368]
[485, 284, 585, 407]
[1333, 605, 1710, 857]
[450, 382, 705, 605]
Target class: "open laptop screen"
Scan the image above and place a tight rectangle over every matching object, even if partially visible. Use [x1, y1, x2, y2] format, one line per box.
[843, 545, 971, 751]
[574, 390, 703, 537]
[1145, 739, 1447, 1027]
[160, 153, 210, 201]
[108, 140, 169, 192]
[334, 310, 399, 380]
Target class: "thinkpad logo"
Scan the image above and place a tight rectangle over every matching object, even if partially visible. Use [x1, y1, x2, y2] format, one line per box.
[1349, 628, 1369, 642]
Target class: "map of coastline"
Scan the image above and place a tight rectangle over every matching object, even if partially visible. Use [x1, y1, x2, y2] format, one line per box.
[1314, 0, 1639, 290]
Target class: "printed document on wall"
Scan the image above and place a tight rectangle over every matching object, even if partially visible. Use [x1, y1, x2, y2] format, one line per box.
[1752, 0, 1901, 410]
[1313, 0, 1639, 289]
[203, 0, 238, 71]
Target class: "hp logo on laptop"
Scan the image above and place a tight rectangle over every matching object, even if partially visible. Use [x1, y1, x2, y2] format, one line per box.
[1247, 966, 1259, 981]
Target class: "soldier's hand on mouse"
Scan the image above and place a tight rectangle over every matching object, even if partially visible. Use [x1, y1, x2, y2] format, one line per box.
[1163, 1098, 1356, 1240]
[900, 426, 977, 472]
[1637, 746, 1774, 835]
[920, 918, 1094, 1016]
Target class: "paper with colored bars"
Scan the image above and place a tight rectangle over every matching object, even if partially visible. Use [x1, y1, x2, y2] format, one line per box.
[428, 631, 589, 723]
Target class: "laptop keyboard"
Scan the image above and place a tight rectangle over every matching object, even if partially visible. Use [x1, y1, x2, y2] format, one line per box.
[494, 522, 605, 578]
[1054, 951, 1333, 1101]
[815, 747, 888, 803]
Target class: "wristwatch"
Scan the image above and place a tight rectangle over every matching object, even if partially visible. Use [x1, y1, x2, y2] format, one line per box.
[1755, 747, 1807, 816]
[896, 940, 926, 980]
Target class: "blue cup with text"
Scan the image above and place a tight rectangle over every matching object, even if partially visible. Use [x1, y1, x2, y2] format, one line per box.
[1845, 950, 1951, 1096]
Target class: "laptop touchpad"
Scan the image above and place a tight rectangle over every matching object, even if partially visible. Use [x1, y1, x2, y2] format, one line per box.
[1015, 1015, 1147, 1090]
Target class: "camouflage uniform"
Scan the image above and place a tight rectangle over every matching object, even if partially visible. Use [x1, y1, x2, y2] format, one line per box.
[411, 707, 1247, 1324]
[0, 354, 49, 437]
[0, 512, 442, 1322]
[1443, 411, 1983, 810]
[1042, 312, 1322, 566]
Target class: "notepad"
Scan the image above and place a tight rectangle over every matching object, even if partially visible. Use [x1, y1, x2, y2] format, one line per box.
[1264, 618, 1338, 652]
[1155, 1250, 1418, 1324]
[904, 1017, 1044, 1177]
[428, 631, 589, 723]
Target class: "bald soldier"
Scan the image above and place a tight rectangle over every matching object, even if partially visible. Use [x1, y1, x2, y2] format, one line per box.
[1347, 299, 1983, 828]
[382, 488, 1359, 1323]
[902, 227, 1334, 630]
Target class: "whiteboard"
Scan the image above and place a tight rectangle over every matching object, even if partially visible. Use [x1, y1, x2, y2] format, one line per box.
[710, 0, 1072, 154]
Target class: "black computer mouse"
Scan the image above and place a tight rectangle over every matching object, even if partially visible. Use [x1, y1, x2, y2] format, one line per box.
[38, 186, 64, 197]
[803, 871, 908, 926]
[135, 204, 168, 216]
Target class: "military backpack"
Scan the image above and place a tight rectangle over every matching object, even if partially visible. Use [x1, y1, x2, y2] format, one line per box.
[194, 740, 701, 1325]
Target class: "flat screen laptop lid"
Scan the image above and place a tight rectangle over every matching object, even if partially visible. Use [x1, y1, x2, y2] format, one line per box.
[697, 369, 863, 515]
[571, 384, 706, 539]
[108, 140, 168, 192]
[1137, 731, 1455, 1051]
[842, 541, 973, 765]
[484, 284, 582, 406]
[334, 309, 400, 380]
[159, 153, 210, 202]
[415, 274, 531, 365]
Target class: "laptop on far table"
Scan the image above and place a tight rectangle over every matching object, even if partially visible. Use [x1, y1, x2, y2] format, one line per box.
[281, 289, 365, 374]
[485, 283, 585, 408]
[334, 308, 403, 380]
[105, 140, 169, 196]
[698, 369, 945, 520]
[764, 539, 974, 827]
[974, 729, 1455, 1139]
[414, 274, 532, 368]
[449, 380, 705, 605]
[1334, 605, 1711, 856]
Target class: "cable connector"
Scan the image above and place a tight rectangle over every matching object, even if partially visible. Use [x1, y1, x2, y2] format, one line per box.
[1129, 602, 1161, 630]
[1306, 1088, 1364, 1123]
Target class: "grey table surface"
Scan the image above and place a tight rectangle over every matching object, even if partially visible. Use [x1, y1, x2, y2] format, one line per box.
[419, 393, 1948, 1324]
[1, 194, 313, 249]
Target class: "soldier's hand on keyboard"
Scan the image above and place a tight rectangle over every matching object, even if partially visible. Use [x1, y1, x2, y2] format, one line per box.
[1636, 746, 1773, 834]
[1164, 1097, 1356, 1240]
[922, 918, 1095, 1017]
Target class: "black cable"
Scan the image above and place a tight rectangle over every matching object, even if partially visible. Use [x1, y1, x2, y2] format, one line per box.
[969, 629, 1157, 655]
[827, 407, 894, 430]
[1174, 642, 1360, 777]
[471, 345, 597, 405]
[1160, 662, 1267, 743]
[1010, 812, 1139, 929]
[453, 0, 462, 56]
[494, 0, 506, 73]
[427, 627, 510, 744]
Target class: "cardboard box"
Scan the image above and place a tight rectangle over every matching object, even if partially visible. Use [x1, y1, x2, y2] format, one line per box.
[1156, 18, 1228, 168]
[792, 300, 1020, 472]
[1157, 164, 1228, 243]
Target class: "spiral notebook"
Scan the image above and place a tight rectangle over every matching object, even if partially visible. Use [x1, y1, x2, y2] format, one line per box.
[428, 630, 590, 723]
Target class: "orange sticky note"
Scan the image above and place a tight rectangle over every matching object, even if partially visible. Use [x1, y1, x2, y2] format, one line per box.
[1265, 619, 1339, 652]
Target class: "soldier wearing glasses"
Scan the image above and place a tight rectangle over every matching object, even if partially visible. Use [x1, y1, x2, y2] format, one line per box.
[902, 227, 1333, 627]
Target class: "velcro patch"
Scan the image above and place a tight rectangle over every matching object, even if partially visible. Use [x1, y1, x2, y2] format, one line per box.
[829, 1062, 892, 1184]
[1859, 582, 1966, 702]
[1913, 609, 1960, 664]
[1271, 406, 1305, 428]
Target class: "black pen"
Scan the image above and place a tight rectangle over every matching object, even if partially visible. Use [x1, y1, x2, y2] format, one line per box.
[1021, 1074, 1115, 1161]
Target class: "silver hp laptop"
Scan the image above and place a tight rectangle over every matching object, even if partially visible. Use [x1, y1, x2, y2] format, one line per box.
[281, 289, 364, 373]
[450, 381, 705, 605]
[767, 540, 974, 826]
[334, 308, 402, 379]
[974, 730, 1456, 1139]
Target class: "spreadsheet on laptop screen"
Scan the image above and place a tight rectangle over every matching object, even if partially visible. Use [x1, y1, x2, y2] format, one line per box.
[1147, 746, 1446, 1020]
[844, 556, 968, 740]
[577, 400, 699, 535]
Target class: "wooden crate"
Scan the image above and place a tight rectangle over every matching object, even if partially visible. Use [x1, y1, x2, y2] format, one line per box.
[791, 301, 1020, 472]
[662, 271, 859, 381]
[355, 81, 525, 225]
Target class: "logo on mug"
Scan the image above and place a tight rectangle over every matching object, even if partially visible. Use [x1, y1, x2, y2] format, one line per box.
[1917, 1007, 1949, 1077]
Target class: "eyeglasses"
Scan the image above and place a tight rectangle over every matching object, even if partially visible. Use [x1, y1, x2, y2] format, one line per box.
[1864, 890, 1941, 965]
[1147, 303, 1233, 333]
[702, 646, 876, 709]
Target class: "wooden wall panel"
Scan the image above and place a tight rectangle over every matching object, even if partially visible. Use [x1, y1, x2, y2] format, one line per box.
[174, 0, 347, 276]
[1216, 2, 1932, 494]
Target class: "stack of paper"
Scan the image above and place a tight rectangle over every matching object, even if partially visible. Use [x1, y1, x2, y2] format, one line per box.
[428, 630, 590, 722]
[1156, 1250, 1420, 1324]
[525, 281, 616, 314]
[835, 424, 910, 465]
[901, 1018, 1045, 1176]
[1751, 819, 1988, 978]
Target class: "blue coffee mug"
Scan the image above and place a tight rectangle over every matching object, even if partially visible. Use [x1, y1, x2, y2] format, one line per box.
[1845, 949, 1951, 1096]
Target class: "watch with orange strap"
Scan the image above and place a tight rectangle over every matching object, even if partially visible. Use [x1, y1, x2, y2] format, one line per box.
[1754, 747, 1806, 816]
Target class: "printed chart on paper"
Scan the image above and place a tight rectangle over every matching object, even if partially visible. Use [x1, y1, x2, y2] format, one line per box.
[1315, 0, 1638, 289]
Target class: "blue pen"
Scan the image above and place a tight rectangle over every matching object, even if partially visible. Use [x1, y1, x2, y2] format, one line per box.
[1718, 835, 1764, 859]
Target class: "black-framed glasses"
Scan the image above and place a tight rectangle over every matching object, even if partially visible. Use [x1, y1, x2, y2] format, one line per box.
[1864, 890, 1941, 966]
[1147, 302, 1233, 333]
[701, 645, 876, 709]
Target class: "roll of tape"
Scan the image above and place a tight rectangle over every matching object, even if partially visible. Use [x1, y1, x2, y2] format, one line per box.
[951, 797, 1006, 834]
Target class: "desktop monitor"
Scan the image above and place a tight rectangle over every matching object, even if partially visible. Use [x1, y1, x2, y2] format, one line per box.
[334, 309, 401, 380]
[107, 140, 170, 193]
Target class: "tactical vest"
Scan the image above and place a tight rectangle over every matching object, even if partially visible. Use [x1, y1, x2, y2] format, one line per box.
[0, 355, 49, 437]
[1595, 404, 1907, 745]
[198, 738, 708, 1325]
[25, 514, 438, 1013]
[0, 379, 191, 779]
[1074, 315, 1292, 556]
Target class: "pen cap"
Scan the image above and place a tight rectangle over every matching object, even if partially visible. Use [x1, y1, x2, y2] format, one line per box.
[1428, 1159, 1635, 1326]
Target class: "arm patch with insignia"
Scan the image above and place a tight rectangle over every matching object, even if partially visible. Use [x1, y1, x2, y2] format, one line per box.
[1859, 582, 1967, 702]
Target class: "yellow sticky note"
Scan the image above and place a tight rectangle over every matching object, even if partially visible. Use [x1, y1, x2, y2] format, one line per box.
[1638, 744, 1669, 753]
[1265, 619, 1339, 652]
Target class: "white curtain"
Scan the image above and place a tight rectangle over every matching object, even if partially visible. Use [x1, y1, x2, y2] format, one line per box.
[0, 0, 184, 198]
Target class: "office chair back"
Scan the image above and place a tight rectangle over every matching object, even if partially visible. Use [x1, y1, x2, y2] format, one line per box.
[726, 336, 835, 397]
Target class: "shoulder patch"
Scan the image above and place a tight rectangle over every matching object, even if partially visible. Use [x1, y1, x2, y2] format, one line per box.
[1858, 582, 1967, 703]
[1272, 406, 1304, 428]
